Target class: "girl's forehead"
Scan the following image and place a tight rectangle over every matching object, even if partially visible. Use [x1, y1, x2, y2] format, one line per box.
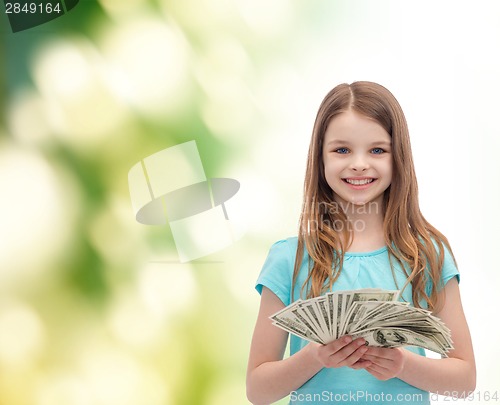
[327, 110, 380, 128]
[324, 111, 390, 142]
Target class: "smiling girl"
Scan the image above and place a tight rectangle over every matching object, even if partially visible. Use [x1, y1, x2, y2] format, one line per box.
[246, 82, 475, 404]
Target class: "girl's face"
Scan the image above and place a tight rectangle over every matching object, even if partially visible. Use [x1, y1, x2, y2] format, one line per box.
[322, 110, 392, 208]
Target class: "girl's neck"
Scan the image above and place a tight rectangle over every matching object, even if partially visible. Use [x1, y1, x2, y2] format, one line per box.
[336, 200, 386, 252]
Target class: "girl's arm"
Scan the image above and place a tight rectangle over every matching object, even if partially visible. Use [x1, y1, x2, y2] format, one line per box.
[360, 277, 476, 395]
[246, 286, 370, 405]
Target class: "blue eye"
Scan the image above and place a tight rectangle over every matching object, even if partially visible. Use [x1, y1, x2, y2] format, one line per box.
[371, 148, 385, 154]
[335, 147, 349, 154]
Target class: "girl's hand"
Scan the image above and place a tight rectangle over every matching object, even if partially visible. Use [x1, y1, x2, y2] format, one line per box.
[309, 336, 371, 369]
[360, 346, 406, 380]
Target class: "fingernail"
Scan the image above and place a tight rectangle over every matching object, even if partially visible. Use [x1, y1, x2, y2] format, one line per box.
[344, 336, 352, 344]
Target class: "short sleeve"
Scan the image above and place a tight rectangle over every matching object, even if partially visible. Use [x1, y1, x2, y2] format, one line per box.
[441, 243, 460, 287]
[426, 241, 460, 296]
[255, 239, 295, 306]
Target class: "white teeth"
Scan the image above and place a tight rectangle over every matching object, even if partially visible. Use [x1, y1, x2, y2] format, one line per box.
[345, 178, 374, 185]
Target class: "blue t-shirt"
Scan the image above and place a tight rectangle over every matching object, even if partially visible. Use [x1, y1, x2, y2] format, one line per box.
[255, 237, 459, 405]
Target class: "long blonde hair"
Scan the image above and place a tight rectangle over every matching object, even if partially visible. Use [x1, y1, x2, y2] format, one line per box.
[293, 81, 454, 311]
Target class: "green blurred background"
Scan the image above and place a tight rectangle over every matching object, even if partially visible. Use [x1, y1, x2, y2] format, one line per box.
[1, 1, 499, 404]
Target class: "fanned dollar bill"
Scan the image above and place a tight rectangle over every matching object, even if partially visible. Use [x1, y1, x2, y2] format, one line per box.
[270, 288, 453, 356]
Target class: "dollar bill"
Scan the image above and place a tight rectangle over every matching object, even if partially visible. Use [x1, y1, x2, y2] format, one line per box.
[350, 327, 447, 356]
[269, 288, 453, 355]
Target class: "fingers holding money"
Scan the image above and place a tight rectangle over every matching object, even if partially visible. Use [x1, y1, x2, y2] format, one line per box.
[312, 336, 370, 368]
[361, 347, 406, 380]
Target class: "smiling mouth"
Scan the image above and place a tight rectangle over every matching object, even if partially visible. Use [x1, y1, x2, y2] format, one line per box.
[343, 178, 375, 185]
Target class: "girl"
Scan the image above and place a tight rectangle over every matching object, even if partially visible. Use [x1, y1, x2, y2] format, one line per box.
[246, 82, 476, 404]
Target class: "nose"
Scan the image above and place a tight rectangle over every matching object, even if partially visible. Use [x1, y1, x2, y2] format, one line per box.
[350, 153, 369, 171]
